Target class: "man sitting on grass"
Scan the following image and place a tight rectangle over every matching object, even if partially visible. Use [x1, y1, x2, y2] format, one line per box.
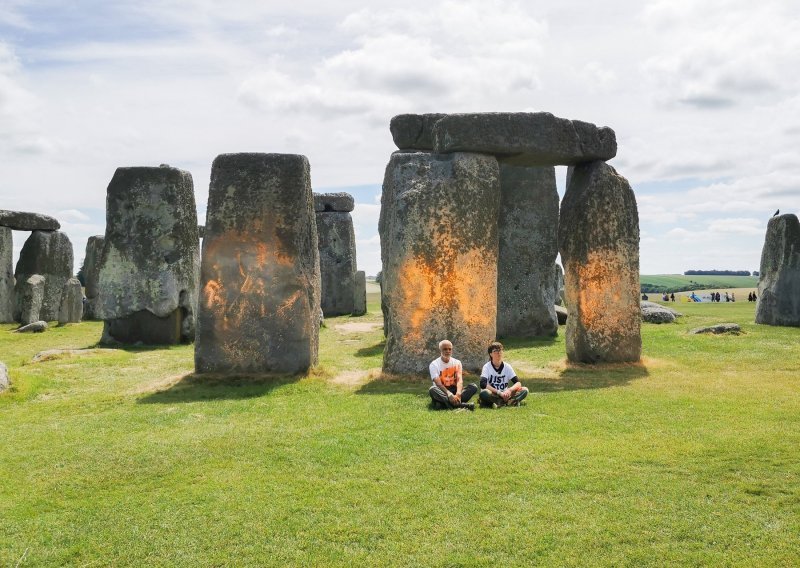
[429, 339, 477, 411]
[479, 342, 529, 408]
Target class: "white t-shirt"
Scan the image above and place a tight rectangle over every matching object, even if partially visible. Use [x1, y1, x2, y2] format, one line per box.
[480, 361, 517, 391]
[429, 357, 462, 388]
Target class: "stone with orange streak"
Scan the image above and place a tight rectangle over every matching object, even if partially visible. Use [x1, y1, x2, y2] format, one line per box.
[380, 151, 500, 373]
[195, 153, 320, 374]
[559, 160, 640, 363]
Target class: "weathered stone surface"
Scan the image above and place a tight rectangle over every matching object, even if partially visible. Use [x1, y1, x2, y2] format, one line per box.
[316, 208, 356, 317]
[641, 301, 681, 316]
[380, 151, 500, 373]
[497, 164, 559, 337]
[16, 274, 45, 326]
[58, 277, 83, 324]
[555, 304, 568, 325]
[755, 213, 800, 326]
[690, 323, 741, 335]
[0, 209, 60, 231]
[96, 166, 199, 344]
[15, 320, 48, 333]
[390, 113, 447, 150]
[196, 153, 320, 374]
[14, 231, 73, 321]
[558, 161, 641, 363]
[555, 263, 565, 306]
[0, 227, 13, 322]
[641, 302, 676, 324]
[0, 361, 9, 392]
[313, 192, 355, 213]
[432, 112, 617, 166]
[82, 235, 104, 320]
[353, 270, 367, 316]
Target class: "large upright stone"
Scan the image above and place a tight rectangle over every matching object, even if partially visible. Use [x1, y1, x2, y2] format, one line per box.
[82, 235, 105, 320]
[0, 210, 60, 231]
[0, 227, 13, 322]
[432, 112, 617, 166]
[558, 161, 641, 363]
[14, 231, 73, 321]
[496, 164, 559, 337]
[755, 213, 800, 326]
[195, 153, 320, 374]
[96, 166, 199, 344]
[380, 151, 500, 373]
[314, 193, 357, 317]
[390, 113, 447, 150]
[16, 274, 45, 326]
[58, 277, 83, 324]
[353, 270, 367, 316]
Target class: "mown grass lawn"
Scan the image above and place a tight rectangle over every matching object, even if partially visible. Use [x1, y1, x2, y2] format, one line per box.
[1, 298, 798, 566]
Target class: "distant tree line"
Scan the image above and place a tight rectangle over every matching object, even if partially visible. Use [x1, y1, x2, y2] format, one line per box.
[684, 270, 751, 276]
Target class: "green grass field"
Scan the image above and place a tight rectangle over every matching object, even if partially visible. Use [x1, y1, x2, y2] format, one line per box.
[1, 294, 798, 566]
[640, 274, 758, 293]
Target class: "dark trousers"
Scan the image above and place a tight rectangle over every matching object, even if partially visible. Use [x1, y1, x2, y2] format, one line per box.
[429, 383, 478, 408]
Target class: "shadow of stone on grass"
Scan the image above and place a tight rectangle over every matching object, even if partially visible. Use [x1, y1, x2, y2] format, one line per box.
[354, 340, 385, 358]
[526, 362, 649, 393]
[137, 372, 302, 404]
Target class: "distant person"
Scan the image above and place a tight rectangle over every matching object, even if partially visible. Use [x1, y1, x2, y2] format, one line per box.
[479, 342, 528, 408]
[716, 292, 721, 302]
[429, 340, 476, 411]
[731, 292, 735, 302]
[709, 292, 715, 303]
[748, 292, 753, 302]
[670, 292, 675, 302]
[641, 293, 648, 301]
[753, 292, 757, 302]
[662, 293, 669, 302]
[725, 292, 730, 302]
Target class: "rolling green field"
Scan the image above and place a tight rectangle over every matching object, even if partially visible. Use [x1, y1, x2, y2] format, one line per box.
[640, 274, 758, 293]
[1, 296, 798, 566]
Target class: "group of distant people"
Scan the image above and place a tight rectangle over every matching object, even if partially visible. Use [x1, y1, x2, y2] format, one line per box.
[709, 292, 735, 302]
[428, 340, 529, 411]
[661, 293, 676, 302]
[747, 291, 758, 302]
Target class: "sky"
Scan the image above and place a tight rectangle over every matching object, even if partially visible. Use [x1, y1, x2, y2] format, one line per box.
[1, 0, 798, 277]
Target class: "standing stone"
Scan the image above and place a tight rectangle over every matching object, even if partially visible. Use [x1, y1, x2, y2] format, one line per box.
[380, 151, 500, 373]
[555, 263, 565, 306]
[58, 277, 83, 324]
[432, 112, 617, 166]
[14, 231, 73, 322]
[314, 193, 357, 317]
[496, 164, 559, 337]
[96, 166, 199, 344]
[195, 153, 320, 374]
[353, 270, 367, 316]
[16, 274, 45, 326]
[558, 161, 641, 363]
[755, 213, 800, 326]
[82, 236, 105, 320]
[0, 227, 13, 322]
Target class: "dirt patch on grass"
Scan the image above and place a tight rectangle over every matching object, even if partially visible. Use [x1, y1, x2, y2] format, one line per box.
[131, 374, 186, 394]
[334, 322, 383, 333]
[329, 369, 380, 387]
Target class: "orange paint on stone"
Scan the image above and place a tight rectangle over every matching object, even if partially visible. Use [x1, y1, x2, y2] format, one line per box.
[570, 249, 637, 335]
[396, 248, 495, 346]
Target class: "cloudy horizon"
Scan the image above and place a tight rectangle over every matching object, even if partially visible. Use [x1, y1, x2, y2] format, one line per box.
[2, 0, 797, 277]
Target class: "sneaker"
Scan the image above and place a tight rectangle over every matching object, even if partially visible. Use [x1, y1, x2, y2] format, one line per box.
[508, 399, 520, 407]
[491, 402, 499, 409]
[461, 402, 475, 411]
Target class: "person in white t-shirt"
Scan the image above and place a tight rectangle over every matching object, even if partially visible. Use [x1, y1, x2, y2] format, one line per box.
[479, 341, 528, 408]
[428, 339, 477, 411]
